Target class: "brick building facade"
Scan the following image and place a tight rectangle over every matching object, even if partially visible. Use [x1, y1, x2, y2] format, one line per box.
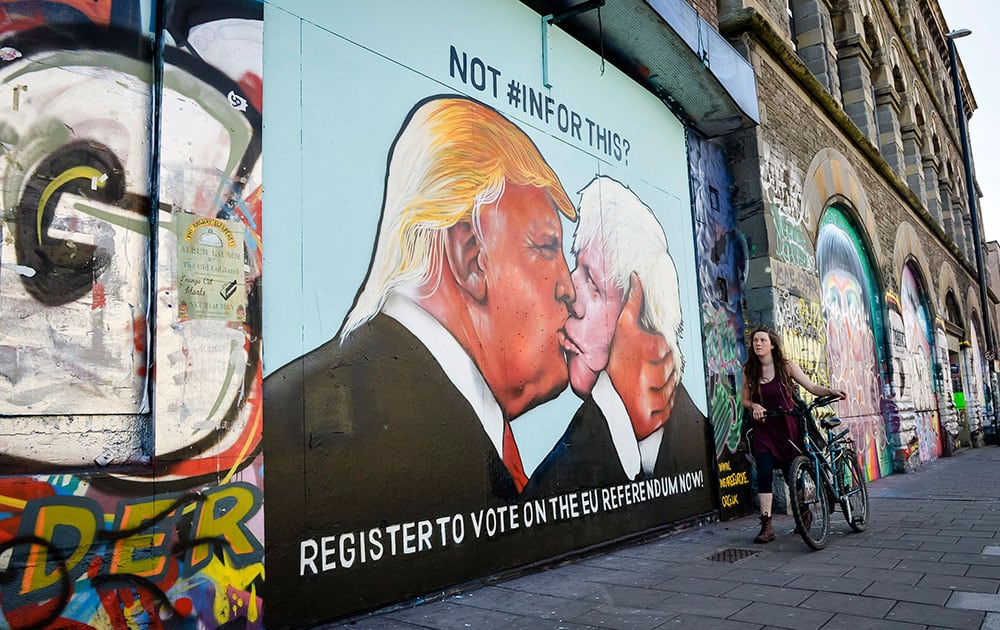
[716, 0, 995, 473]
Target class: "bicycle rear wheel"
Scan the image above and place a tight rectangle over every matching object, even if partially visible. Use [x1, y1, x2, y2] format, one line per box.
[839, 449, 869, 532]
[789, 455, 830, 550]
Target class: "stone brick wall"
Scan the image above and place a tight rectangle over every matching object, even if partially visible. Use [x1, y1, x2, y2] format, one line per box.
[688, 0, 718, 25]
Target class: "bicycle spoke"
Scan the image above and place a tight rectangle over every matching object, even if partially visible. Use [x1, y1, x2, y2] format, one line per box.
[789, 455, 830, 550]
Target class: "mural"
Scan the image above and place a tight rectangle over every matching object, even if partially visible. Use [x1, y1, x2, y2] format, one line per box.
[900, 264, 942, 461]
[934, 321, 960, 452]
[816, 208, 889, 480]
[963, 323, 986, 435]
[688, 132, 753, 519]
[0, 1, 264, 627]
[262, 2, 711, 625]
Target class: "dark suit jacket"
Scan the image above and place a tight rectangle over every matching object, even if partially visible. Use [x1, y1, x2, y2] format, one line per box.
[264, 313, 520, 624]
[526, 383, 714, 516]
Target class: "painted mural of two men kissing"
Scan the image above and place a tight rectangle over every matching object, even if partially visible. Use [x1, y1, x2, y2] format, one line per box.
[263, 95, 713, 612]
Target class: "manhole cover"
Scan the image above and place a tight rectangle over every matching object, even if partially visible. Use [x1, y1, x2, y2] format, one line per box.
[707, 548, 760, 563]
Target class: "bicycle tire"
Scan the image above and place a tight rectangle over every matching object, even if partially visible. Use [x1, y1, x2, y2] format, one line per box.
[789, 455, 830, 550]
[839, 449, 869, 532]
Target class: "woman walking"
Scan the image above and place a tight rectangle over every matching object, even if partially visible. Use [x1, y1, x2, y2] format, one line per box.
[741, 326, 845, 543]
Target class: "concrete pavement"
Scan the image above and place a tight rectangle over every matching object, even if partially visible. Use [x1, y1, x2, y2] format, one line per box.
[324, 446, 1000, 629]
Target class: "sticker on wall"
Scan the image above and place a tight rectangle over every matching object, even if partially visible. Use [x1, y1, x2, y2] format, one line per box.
[177, 213, 246, 322]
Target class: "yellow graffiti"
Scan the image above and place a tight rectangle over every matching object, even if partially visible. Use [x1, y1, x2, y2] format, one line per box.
[777, 295, 830, 389]
[110, 500, 171, 577]
[189, 485, 259, 567]
[24, 503, 98, 593]
[0, 494, 28, 510]
[196, 551, 265, 625]
[223, 404, 262, 484]
[37, 165, 106, 245]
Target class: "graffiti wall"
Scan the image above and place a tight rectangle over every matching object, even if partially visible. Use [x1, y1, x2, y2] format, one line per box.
[816, 208, 889, 480]
[934, 321, 960, 451]
[900, 265, 942, 461]
[761, 143, 827, 385]
[262, 1, 712, 625]
[0, 1, 264, 628]
[688, 133, 752, 519]
[962, 324, 986, 434]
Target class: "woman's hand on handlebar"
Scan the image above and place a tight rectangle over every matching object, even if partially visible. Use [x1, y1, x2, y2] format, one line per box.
[750, 403, 767, 420]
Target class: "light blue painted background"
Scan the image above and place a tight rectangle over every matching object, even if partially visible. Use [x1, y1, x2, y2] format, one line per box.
[262, 0, 705, 473]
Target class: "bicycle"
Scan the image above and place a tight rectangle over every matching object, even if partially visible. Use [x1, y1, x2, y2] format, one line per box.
[777, 394, 870, 550]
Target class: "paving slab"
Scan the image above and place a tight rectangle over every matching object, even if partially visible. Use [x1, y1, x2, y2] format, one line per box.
[797, 590, 895, 618]
[817, 612, 925, 630]
[729, 602, 833, 630]
[565, 603, 676, 630]
[886, 601, 985, 629]
[948, 591, 1000, 612]
[722, 583, 813, 606]
[839, 565, 921, 585]
[652, 592, 753, 618]
[917, 573, 1000, 594]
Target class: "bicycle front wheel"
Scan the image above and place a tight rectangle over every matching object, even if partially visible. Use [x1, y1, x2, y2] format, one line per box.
[839, 449, 869, 532]
[789, 455, 830, 550]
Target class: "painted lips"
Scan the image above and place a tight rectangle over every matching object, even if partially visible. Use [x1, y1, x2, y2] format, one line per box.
[559, 329, 582, 356]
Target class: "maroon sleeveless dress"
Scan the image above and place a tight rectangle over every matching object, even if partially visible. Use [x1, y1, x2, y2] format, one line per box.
[750, 378, 802, 463]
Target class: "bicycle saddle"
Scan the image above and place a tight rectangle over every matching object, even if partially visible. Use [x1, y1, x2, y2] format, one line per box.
[820, 417, 842, 430]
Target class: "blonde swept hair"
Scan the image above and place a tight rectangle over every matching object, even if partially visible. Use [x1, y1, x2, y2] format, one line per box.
[341, 96, 575, 339]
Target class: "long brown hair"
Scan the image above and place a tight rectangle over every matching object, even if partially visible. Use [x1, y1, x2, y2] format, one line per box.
[743, 326, 794, 401]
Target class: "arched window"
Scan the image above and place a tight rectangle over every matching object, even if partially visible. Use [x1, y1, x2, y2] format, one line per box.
[892, 65, 906, 94]
[789, 0, 839, 97]
[946, 291, 962, 327]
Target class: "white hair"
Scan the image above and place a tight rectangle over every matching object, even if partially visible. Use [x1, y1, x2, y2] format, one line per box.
[573, 176, 684, 376]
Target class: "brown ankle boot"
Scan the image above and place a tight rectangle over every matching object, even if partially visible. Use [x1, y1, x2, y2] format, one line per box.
[754, 513, 775, 543]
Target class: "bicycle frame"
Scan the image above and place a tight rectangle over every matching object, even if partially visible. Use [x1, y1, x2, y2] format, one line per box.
[794, 399, 863, 521]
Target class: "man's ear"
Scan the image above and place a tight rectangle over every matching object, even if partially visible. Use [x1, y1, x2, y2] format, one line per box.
[444, 221, 487, 302]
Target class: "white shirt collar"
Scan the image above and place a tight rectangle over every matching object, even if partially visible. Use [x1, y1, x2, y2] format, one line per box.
[592, 371, 664, 479]
[381, 294, 505, 458]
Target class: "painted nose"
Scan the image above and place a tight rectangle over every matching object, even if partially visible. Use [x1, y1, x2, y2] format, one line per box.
[567, 269, 586, 318]
[556, 264, 576, 310]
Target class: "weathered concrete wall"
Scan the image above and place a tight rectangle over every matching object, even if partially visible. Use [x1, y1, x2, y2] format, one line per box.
[0, 2, 264, 627]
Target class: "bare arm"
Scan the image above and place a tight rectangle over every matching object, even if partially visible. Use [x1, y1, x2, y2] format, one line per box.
[785, 361, 846, 399]
[741, 377, 767, 420]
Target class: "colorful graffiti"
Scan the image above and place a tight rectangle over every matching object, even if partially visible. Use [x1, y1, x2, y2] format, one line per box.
[0, 469, 263, 628]
[900, 265, 942, 461]
[762, 143, 813, 272]
[0, 1, 264, 627]
[688, 132, 753, 519]
[816, 208, 889, 480]
[963, 324, 986, 434]
[774, 281, 829, 387]
[934, 322, 960, 452]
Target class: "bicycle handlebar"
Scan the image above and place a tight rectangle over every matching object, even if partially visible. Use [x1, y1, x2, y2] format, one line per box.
[758, 393, 842, 419]
[810, 393, 844, 409]
[830, 428, 850, 442]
